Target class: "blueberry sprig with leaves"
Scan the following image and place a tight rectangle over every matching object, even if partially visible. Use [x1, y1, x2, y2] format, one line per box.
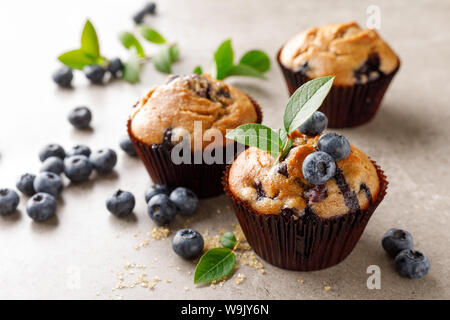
[118, 25, 179, 83]
[193, 39, 270, 80]
[194, 232, 239, 284]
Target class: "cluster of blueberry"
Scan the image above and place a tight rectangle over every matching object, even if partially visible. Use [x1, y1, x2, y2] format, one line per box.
[297, 111, 351, 185]
[0, 135, 137, 222]
[382, 228, 430, 279]
[53, 58, 124, 88]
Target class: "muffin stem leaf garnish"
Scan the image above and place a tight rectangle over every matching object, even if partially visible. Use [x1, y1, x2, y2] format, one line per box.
[226, 76, 334, 164]
[194, 232, 239, 284]
[202, 39, 270, 80]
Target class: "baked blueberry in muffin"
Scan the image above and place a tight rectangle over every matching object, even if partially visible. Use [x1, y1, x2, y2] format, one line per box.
[128, 74, 262, 198]
[278, 22, 400, 127]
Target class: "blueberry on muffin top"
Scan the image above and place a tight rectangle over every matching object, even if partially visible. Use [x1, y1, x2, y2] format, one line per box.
[130, 74, 258, 150]
[279, 22, 399, 86]
[228, 130, 380, 218]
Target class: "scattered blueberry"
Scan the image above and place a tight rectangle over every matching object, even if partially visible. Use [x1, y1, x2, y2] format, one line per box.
[40, 156, 64, 174]
[39, 144, 65, 162]
[26, 193, 57, 222]
[52, 66, 73, 88]
[169, 187, 198, 216]
[395, 249, 430, 279]
[143, 2, 156, 14]
[83, 65, 106, 84]
[64, 155, 93, 183]
[16, 173, 36, 196]
[66, 145, 91, 158]
[145, 184, 171, 203]
[119, 136, 137, 157]
[106, 189, 135, 217]
[132, 11, 146, 24]
[317, 133, 351, 161]
[0, 188, 20, 215]
[107, 58, 124, 78]
[172, 228, 204, 259]
[33, 172, 63, 197]
[89, 148, 117, 174]
[147, 194, 178, 225]
[382, 228, 414, 258]
[302, 151, 336, 185]
[298, 111, 328, 136]
[68, 106, 92, 129]
[133, 2, 156, 24]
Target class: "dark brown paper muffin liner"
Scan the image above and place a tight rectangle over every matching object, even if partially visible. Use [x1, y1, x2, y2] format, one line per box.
[277, 49, 400, 128]
[223, 160, 388, 271]
[127, 96, 262, 199]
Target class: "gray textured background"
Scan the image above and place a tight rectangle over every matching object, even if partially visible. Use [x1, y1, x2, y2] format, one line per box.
[0, 0, 449, 299]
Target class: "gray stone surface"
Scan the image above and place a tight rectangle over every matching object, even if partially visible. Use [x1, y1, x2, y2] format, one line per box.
[0, 0, 449, 299]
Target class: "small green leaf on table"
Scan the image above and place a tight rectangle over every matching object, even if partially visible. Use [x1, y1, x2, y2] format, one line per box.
[214, 39, 234, 80]
[221, 232, 237, 249]
[227, 63, 265, 79]
[122, 52, 140, 83]
[58, 49, 98, 70]
[239, 50, 270, 73]
[118, 31, 146, 58]
[139, 26, 166, 44]
[81, 19, 100, 58]
[153, 45, 173, 73]
[194, 248, 236, 284]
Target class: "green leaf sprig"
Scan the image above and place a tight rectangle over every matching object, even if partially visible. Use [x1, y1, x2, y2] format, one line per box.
[226, 76, 334, 162]
[58, 19, 106, 70]
[193, 39, 270, 80]
[194, 232, 239, 284]
[118, 24, 179, 82]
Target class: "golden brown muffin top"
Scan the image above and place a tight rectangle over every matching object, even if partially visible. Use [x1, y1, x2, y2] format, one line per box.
[228, 131, 380, 218]
[279, 22, 399, 86]
[130, 74, 258, 150]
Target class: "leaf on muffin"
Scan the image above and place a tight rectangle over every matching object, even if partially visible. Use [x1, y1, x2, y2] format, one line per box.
[226, 76, 334, 163]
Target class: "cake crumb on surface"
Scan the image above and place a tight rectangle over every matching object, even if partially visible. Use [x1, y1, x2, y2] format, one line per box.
[149, 226, 170, 240]
[324, 286, 332, 291]
[234, 273, 246, 285]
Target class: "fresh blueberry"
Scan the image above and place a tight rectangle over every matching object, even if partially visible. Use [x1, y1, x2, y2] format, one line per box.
[132, 10, 146, 24]
[52, 66, 73, 88]
[172, 228, 204, 259]
[143, 2, 156, 14]
[145, 184, 171, 203]
[298, 111, 328, 136]
[119, 136, 137, 157]
[66, 145, 91, 158]
[33, 172, 63, 197]
[382, 228, 414, 258]
[83, 65, 106, 84]
[64, 155, 93, 183]
[68, 106, 92, 129]
[0, 188, 20, 215]
[107, 58, 124, 78]
[147, 194, 178, 225]
[302, 151, 336, 185]
[16, 173, 36, 196]
[40, 156, 64, 174]
[39, 144, 65, 162]
[169, 187, 198, 216]
[395, 249, 430, 279]
[317, 133, 351, 161]
[26, 193, 57, 222]
[89, 148, 117, 174]
[106, 189, 135, 217]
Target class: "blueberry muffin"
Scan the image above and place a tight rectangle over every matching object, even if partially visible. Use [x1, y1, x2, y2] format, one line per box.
[224, 129, 387, 271]
[128, 74, 262, 198]
[277, 22, 400, 127]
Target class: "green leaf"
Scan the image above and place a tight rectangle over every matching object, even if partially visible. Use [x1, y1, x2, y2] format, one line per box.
[153, 45, 173, 73]
[169, 44, 179, 62]
[283, 76, 334, 133]
[122, 52, 140, 83]
[193, 65, 203, 75]
[239, 50, 270, 73]
[81, 19, 100, 58]
[214, 39, 234, 80]
[226, 123, 282, 159]
[194, 248, 236, 284]
[138, 26, 166, 44]
[221, 232, 236, 249]
[118, 31, 145, 58]
[279, 128, 293, 160]
[227, 63, 265, 79]
[57, 49, 98, 70]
